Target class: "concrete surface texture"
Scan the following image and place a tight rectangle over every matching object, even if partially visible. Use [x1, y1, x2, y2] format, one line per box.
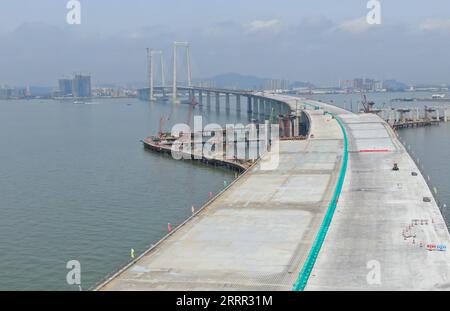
[98, 97, 345, 290]
[305, 109, 450, 290]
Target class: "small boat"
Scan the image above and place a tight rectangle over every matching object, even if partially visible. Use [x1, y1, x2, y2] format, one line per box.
[73, 100, 85, 104]
[431, 94, 446, 99]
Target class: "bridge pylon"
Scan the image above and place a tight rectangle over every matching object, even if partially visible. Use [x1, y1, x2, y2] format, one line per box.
[147, 48, 166, 102]
[172, 41, 192, 103]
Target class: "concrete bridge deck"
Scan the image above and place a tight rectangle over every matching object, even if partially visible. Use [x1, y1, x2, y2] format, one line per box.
[304, 103, 450, 290]
[97, 93, 450, 291]
[97, 97, 345, 290]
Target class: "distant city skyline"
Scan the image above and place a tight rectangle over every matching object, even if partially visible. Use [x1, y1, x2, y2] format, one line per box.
[2, 1, 450, 86]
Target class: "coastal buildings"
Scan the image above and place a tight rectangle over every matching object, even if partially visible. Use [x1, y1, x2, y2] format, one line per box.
[58, 78, 73, 96]
[0, 86, 26, 99]
[72, 74, 92, 98]
[57, 74, 91, 98]
[264, 78, 290, 91]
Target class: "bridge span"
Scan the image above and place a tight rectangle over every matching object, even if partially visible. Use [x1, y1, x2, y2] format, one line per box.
[97, 92, 450, 291]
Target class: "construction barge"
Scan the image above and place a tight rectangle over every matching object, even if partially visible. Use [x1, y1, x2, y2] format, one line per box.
[391, 119, 441, 130]
[142, 134, 254, 172]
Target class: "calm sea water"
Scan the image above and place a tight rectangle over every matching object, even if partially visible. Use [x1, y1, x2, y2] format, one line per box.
[308, 92, 450, 224]
[0, 97, 248, 290]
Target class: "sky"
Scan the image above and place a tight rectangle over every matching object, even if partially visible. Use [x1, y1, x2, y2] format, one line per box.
[2, 0, 450, 86]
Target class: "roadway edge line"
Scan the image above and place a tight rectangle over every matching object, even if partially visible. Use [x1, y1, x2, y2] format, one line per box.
[292, 106, 349, 291]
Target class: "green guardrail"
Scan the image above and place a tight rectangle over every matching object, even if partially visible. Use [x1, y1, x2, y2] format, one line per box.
[292, 104, 349, 291]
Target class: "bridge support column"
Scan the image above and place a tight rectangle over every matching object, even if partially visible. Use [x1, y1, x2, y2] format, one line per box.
[284, 114, 291, 137]
[279, 103, 285, 117]
[259, 98, 265, 118]
[215, 92, 220, 112]
[272, 102, 278, 120]
[253, 97, 258, 116]
[198, 90, 203, 108]
[436, 109, 440, 121]
[265, 100, 271, 120]
[236, 95, 241, 113]
[247, 97, 252, 114]
[270, 101, 277, 123]
[278, 115, 284, 137]
[207, 91, 211, 110]
[225, 93, 230, 112]
[294, 116, 300, 136]
[425, 107, 431, 121]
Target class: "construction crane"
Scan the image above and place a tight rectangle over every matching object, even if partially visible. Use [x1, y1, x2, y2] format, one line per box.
[361, 93, 381, 113]
[157, 96, 197, 138]
[186, 95, 198, 125]
[158, 116, 167, 137]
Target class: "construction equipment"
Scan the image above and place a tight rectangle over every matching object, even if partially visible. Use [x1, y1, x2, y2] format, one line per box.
[361, 94, 378, 113]
[187, 95, 198, 126]
[158, 116, 167, 137]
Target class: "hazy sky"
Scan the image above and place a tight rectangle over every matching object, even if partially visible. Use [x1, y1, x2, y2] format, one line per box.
[2, 0, 450, 86]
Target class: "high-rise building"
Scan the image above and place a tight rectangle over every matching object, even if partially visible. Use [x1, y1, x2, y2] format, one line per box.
[363, 79, 375, 91]
[58, 78, 73, 96]
[0, 86, 26, 99]
[72, 74, 91, 98]
[354, 78, 364, 90]
[264, 79, 290, 91]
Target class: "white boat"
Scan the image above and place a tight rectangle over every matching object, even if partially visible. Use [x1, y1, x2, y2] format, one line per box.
[431, 94, 446, 99]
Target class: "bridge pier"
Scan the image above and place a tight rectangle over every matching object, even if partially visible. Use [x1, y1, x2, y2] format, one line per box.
[207, 91, 211, 110]
[198, 90, 203, 109]
[236, 95, 241, 113]
[278, 115, 284, 137]
[264, 100, 271, 120]
[215, 92, 220, 112]
[259, 98, 265, 118]
[247, 96, 252, 115]
[225, 93, 230, 113]
[253, 98, 260, 120]
[293, 116, 300, 136]
[284, 113, 291, 137]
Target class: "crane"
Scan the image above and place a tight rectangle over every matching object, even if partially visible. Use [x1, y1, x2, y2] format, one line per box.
[186, 95, 198, 125]
[158, 116, 167, 137]
[361, 93, 381, 113]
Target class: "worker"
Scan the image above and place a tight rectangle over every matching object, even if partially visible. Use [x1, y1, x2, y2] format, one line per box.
[393, 162, 399, 171]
